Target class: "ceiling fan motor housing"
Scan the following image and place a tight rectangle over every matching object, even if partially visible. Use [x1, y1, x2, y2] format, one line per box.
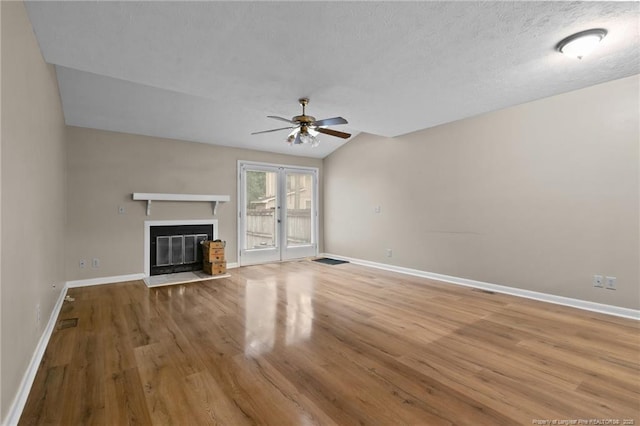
[292, 115, 315, 124]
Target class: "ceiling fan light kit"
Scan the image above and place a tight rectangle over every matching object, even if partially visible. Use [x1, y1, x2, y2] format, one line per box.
[557, 28, 607, 59]
[252, 98, 350, 148]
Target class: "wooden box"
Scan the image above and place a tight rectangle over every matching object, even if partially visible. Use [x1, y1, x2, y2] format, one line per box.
[202, 240, 225, 263]
[203, 261, 226, 276]
[203, 249, 225, 263]
[203, 240, 225, 250]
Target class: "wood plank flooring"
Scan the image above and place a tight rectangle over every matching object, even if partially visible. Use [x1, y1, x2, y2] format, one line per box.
[20, 260, 639, 425]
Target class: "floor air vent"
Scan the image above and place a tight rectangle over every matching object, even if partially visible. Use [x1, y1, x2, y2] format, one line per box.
[58, 318, 78, 329]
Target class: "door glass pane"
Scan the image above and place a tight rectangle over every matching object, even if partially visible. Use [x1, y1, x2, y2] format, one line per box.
[286, 172, 313, 246]
[171, 235, 184, 265]
[156, 236, 170, 266]
[196, 234, 208, 262]
[184, 235, 197, 263]
[245, 170, 278, 249]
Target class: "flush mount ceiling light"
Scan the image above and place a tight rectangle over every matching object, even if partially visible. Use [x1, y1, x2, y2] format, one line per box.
[557, 28, 607, 59]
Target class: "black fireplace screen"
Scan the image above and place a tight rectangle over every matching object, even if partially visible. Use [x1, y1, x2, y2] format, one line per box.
[150, 224, 213, 275]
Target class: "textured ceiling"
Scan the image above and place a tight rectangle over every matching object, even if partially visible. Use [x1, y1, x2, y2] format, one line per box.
[25, 1, 640, 158]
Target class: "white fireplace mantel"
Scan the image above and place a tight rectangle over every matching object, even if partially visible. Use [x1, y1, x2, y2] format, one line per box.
[132, 193, 230, 216]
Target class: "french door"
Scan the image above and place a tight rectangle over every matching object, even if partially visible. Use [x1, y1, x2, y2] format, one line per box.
[238, 161, 318, 266]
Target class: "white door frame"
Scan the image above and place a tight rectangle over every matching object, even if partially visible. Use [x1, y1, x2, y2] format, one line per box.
[237, 160, 319, 266]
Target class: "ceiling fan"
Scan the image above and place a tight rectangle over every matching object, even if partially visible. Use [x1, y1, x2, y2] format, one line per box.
[252, 98, 351, 147]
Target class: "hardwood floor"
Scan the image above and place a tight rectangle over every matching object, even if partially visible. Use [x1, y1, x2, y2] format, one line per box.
[20, 260, 639, 425]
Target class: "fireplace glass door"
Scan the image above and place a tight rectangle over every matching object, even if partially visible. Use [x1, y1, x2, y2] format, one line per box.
[149, 224, 212, 275]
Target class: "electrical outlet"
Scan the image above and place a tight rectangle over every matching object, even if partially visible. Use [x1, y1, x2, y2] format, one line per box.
[79, 259, 86, 269]
[593, 275, 603, 288]
[374, 206, 381, 213]
[36, 303, 41, 325]
[605, 276, 616, 290]
[92, 258, 100, 268]
[386, 248, 392, 257]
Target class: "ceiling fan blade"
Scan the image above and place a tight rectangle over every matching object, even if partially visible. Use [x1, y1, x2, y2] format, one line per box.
[316, 127, 351, 139]
[314, 117, 348, 127]
[267, 115, 295, 124]
[251, 126, 296, 135]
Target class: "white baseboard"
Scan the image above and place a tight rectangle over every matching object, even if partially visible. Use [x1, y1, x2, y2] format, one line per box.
[321, 253, 639, 320]
[66, 273, 146, 288]
[227, 262, 239, 269]
[3, 285, 68, 426]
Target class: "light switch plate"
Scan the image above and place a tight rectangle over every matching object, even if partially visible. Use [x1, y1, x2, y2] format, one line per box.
[605, 276, 616, 290]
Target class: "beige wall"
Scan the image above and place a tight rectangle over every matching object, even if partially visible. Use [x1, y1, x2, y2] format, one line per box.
[65, 127, 323, 281]
[0, 0, 3, 416]
[324, 75, 639, 310]
[1, 1, 67, 421]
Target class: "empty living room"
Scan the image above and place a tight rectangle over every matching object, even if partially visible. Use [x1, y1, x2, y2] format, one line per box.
[1, 1, 638, 425]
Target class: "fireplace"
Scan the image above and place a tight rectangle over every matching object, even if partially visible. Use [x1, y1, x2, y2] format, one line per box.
[144, 220, 218, 276]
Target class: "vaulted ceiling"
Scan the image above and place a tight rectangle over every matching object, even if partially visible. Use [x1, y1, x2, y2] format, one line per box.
[25, 1, 640, 158]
